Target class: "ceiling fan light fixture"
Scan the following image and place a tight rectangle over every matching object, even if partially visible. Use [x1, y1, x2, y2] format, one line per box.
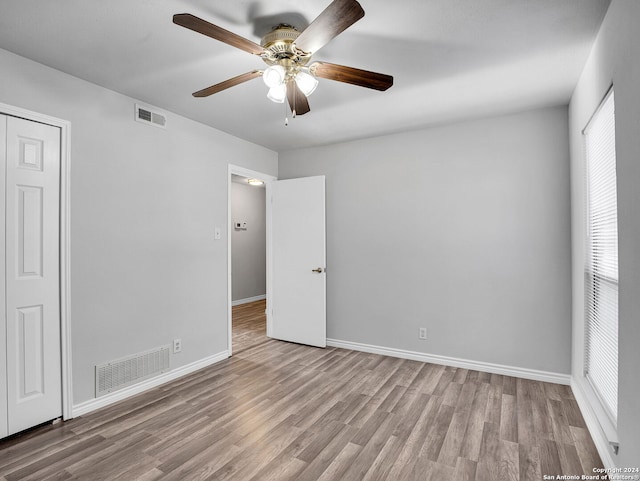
[263, 65, 286, 88]
[267, 84, 287, 103]
[295, 71, 319, 97]
[174, 1, 394, 119]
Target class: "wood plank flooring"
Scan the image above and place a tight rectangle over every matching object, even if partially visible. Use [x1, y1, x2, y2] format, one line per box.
[230, 300, 268, 354]
[0, 300, 603, 480]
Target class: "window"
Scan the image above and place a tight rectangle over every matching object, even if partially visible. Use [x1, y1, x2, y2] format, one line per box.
[584, 88, 618, 425]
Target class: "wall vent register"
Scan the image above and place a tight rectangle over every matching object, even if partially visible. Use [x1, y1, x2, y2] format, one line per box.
[95, 345, 171, 397]
[135, 103, 167, 128]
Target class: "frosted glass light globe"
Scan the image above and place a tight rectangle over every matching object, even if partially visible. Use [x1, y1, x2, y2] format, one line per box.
[295, 71, 318, 96]
[263, 65, 286, 88]
[267, 84, 287, 103]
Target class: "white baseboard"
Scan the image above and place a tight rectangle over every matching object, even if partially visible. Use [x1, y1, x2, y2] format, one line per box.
[232, 295, 266, 306]
[72, 350, 229, 418]
[570, 377, 616, 469]
[326, 338, 571, 385]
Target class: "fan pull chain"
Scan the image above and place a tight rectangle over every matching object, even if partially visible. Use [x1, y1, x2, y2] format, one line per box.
[292, 82, 297, 119]
[284, 98, 288, 126]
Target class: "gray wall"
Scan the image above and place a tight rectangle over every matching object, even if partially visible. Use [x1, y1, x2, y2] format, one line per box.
[231, 181, 266, 302]
[0, 48, 277, 405]
[279, 105, 572, 375]
[569, 0, 640, 466]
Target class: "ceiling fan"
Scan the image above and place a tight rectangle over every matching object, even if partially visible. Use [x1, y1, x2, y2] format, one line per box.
[173, 0, 393, 121]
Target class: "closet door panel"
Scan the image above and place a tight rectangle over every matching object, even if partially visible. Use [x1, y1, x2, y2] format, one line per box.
[4, 116, 61, 435]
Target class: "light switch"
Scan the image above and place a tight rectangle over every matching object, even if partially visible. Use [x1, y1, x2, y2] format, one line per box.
[214, 227, 221, 240]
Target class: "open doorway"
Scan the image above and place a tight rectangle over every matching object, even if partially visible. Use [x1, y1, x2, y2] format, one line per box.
[230, 173, 266, 353]
[227, 166, 276, 356]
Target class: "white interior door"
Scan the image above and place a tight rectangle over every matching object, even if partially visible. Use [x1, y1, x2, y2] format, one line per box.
[270, 176, 326, 347]
[2, 115, 62, 436]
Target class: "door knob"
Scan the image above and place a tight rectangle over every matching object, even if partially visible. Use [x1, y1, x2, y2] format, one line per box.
[311, 267, 324, 273]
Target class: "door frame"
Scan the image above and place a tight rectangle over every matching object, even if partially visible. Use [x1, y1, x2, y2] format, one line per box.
[227, 165, 276, 356]
[0, 102, 72, 421]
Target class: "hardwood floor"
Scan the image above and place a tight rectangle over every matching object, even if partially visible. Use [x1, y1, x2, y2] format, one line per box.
[0, 300, 603, 480]
[231, 300, 268, 354]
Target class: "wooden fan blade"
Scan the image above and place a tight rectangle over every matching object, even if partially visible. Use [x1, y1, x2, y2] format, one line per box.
[193, 71, 262, 97]
[310, 62, 393, 91]
[294, 0, 364, 54]
[286, 81, 311, 116]
[173, 14, 265, 56]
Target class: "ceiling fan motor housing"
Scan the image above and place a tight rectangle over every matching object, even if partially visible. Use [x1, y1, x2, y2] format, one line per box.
[261, 25, 312, 74]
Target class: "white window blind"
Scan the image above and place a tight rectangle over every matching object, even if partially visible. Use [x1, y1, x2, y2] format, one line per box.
[584, 89, 618, 424]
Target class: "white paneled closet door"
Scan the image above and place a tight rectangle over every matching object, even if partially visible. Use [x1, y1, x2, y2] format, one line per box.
[0, 114, 62, 438]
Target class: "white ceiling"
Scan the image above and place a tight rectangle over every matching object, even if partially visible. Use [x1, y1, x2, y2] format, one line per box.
[0, 0, 609, 152]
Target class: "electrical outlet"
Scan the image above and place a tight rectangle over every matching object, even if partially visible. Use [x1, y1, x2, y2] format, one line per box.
[173, 338, 182, 353]
[419, 328, 427, 340]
